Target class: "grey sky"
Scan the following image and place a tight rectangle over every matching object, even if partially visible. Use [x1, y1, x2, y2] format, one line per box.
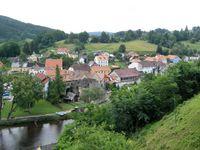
[1, 0, 200, 33]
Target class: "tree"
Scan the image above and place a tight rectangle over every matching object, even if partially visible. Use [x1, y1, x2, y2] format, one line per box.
[62, 56, 74, 69]
[78, 31, 89, 43]
[47, 66, 65, 104]
[8, 75, 43, 119]
[90, 36, 99, 43]
[58, 124, 134, 150]
[118, 44, 126, 53]
[156, 44, 163, 54]
[55, 66, 65, 97]
[74, 42, 85, 56]
[0, 42, 20, 57]
[100, 32, 110, 43]
[80, 87, 105, 103]
[22, 42, 32, 55]
[0, 75, 3, 120]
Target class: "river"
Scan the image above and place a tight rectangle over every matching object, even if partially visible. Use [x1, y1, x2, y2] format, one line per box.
[0, 119, 74, 150]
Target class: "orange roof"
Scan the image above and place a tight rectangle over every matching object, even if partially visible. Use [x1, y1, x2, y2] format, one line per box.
[91, 66, 111, 74]
[166, 55, 178, 59]
[57, 48, 69, 53]
[46, 69, 66, 77]
[95, 54, 109, 61]
[45, 59, 62, 69]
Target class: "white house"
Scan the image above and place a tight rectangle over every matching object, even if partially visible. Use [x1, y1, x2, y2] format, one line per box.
[128, 61, 166, 74]
[29, 63, 45, 75]
[94, 54, 109, 66]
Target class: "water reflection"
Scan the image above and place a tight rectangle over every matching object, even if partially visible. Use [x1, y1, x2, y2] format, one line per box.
[0, 119, 74, 150]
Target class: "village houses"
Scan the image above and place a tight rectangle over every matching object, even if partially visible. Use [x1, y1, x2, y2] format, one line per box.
[110, 68, 141, 87]
[128, 60, 166, 74]
[94, 53, 109, 66]
[45, 58, 63, 78]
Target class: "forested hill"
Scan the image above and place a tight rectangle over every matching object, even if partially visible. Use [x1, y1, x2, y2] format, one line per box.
[0, 15, 54, 41]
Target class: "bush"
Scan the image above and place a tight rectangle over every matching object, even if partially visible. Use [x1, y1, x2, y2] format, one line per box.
[80, 87, 105, 103]
[57, 124, 134, 150]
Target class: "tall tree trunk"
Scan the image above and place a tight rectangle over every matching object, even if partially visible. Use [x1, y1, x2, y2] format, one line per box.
[7, 101, 16, 120]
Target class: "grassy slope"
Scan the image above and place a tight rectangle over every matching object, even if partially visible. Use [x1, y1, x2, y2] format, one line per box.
[2, 100, 84, 118]
[131, 94, 200, 150]
[55, 40, 157, 53]
[181, 41, 200, 50]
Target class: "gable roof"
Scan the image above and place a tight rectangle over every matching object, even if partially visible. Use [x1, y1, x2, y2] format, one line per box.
[91, 65, 111, 73]
[70, 64, 90, 72]
[95, 54, 109, 61]
[114, 68, 140, 78]
[45, 59, 62, 69]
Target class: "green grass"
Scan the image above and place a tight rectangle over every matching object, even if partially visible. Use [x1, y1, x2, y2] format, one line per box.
[55, 40, 157, 53]
[181, 40, 200, 50]
[131, 94, 200, 150]
[2, 100, 84, 119]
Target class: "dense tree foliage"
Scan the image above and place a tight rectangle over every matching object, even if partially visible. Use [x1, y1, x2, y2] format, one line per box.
[118, 44, 126, 53]
[0, 15, 53, 41]
[78, 31, 89, 43]
[7, 74, 43, 119]
[0, 42, 20, 57]
[47, 66, 65, 104]
[58, 124, 134, 150]
[80, 87, 105, 103]
[30, 30, 67, 51]
[100, 32, 110, 43]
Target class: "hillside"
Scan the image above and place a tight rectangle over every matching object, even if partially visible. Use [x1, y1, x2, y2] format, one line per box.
[131, 94, 200, 150]
[55, 40, 158, 53]
[0, 15, 54, 41]
[181, 41, 200, 51]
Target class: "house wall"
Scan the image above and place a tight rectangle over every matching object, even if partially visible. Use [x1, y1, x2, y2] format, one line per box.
[94, 57, 108, 66]
[142, 67, 155, 73]
[128, 62, 142, 71]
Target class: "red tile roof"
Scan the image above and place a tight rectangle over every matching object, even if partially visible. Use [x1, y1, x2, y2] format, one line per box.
[45, 59, 62, 69]
[114, 68, 140, 78]
[70, 64, 90, 72]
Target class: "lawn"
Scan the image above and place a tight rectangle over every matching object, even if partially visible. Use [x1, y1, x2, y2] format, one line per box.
[2, 100, 84, 119]
[55, 40, 157, 53]
[181, 40, 200, 50]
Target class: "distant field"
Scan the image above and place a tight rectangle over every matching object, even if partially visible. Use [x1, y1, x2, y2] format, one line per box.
[55, 40, 157, 53]
[181, 41, 200, 50]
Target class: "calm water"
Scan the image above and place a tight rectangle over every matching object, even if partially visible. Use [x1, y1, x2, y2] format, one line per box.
[0, 119, 74, 150]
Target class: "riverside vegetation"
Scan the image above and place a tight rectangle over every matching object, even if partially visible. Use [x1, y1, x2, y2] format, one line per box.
[57, 61, 200, 149]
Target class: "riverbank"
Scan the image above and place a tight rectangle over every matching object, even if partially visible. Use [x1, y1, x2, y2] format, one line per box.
[0, 112, 71, 128]
[2, 100, 85, 118]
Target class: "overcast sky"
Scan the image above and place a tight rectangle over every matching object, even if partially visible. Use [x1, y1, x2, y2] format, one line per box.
[1, 0, 200, 33]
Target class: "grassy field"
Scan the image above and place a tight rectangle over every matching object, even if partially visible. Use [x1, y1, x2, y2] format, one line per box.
[181, 40, 200, 50]
[2, 100, 84, 119]
[131, 94, 200, 150]
[55, 40, 157, 53]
